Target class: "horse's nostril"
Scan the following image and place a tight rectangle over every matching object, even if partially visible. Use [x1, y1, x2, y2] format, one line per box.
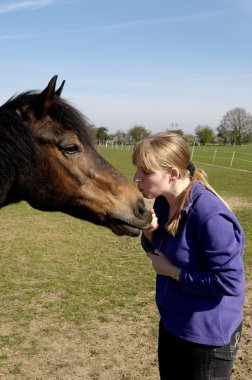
[137, 197, 147, 216]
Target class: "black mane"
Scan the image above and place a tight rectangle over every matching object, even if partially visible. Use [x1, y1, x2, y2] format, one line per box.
[2, 90, 93, 145]
[0, 89, 93, 193]
[0, 101, 34, 181]
[48, 96, 93, 145]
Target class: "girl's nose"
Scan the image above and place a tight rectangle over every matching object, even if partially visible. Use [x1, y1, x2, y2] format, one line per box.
[134, 173, 142, 183]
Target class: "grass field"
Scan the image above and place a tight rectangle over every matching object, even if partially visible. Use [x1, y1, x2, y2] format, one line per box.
[0, 147, 251, 379]
[98, 144, 252, 172]
[191, 145, 252, 171]
[99, 147, 252, 268]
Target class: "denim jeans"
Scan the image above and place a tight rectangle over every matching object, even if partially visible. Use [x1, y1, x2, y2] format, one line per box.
[158, 320, 242, 380]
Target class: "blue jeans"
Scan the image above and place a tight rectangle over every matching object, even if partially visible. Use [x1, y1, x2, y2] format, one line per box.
[158, 320, 242, 380]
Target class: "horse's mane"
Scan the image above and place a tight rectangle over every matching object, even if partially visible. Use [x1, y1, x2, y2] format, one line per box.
[48, 96, 93, 145]
[2, 90, 93, 144]
[0, 100, 34, 181]
[0, 90, 93, 181]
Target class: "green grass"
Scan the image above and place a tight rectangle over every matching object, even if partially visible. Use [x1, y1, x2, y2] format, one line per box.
[191, 145, 252, 171]
[99, 146, 252, 268]
[1, 149, 251, 324]
[0, 147, 251, 378]
[0, 202, 156, 327]
[97, 145, 136, 180]
[97, 144, 252, 171]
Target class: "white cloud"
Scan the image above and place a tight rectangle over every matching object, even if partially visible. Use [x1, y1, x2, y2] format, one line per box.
[0, 32, 47, 41]
[0, 0, 57, 13]
[81, 11, 230, 32]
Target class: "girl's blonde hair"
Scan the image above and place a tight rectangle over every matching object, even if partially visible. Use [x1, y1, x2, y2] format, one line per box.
[132, 132, 231, 236]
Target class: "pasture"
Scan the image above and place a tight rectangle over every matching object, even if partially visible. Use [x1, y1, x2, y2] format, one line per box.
[0, 146, 251, 379]
[191, 145, 252, 171]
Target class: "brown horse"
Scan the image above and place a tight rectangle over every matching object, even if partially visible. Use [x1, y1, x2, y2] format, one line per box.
[0, 76, 151, 236]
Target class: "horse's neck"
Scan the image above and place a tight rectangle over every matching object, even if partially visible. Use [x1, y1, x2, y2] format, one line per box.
[0, 111, 34, 208]
[0, 180, 12, 207]
[0, 164, 17, 207]
[0, 138, 21, 208]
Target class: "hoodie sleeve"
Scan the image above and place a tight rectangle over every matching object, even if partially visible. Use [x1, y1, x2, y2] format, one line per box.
[181, 211, 245, 297]
[141, 233, 154, 252]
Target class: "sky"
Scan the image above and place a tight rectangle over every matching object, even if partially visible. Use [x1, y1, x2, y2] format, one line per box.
[0, 0, 252, 135]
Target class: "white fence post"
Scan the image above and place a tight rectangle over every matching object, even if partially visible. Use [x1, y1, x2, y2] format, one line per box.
[213, 148, 217, 162]
[230, 151, 235, 167]
[191, 141, 196, 160]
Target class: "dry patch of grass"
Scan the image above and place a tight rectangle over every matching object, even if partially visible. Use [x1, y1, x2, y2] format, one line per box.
[0, 315, 159, 379]
[0, 193, 251, 379]
[233, 273, 252, 380]
[224, 197, 252, 210]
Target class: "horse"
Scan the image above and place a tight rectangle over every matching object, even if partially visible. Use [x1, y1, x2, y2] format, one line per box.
[0, 75, 151, 236]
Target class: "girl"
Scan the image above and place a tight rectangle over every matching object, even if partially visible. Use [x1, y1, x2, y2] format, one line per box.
[133, 132, 245, 380]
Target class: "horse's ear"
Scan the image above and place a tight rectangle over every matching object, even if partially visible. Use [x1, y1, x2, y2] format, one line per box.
[55, 80, 65, 97]
[40, 75, 58, 105]
[17, 76, 66, 122]
[38, 75, 65, 110]
[16, 76, 65, 123]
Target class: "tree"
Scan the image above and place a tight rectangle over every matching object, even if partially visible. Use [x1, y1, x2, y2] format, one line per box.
[127, 125, 150, 142]
[87, 124, 97, 144]
[184, 133, 197, 145]
[96, 127, 109, 142]
[216, 124, 230, 145]
[113, 129, 128, 143]
[217, 108, 252, 145]
[194, 125, 215, 145]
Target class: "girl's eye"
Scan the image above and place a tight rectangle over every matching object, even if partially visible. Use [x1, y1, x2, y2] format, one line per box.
[143, 169, 153, 175]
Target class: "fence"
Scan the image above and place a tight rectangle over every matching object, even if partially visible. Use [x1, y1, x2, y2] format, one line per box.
[98, 141, 134, 151]
[190, 144, 252, 171]
[98, 142, 252, 172]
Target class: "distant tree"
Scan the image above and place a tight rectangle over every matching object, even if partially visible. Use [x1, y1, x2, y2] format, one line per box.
[114, 129, 128, 143]
[217, 107, 252, 145]
[195, 125, 215, 145]
[243, 131, 252, 144]
[184, 134, 197, 145]
[216, 124, 230, 145]
[128, 125, 150, 142]
[87, 124, 97, 144]
[96, 127, 109, 141]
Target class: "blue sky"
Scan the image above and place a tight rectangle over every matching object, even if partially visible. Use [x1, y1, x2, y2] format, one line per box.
[0, 0, 252, 134]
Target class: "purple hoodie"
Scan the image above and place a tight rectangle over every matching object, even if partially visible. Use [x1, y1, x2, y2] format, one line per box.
[141, 181, 245, 346]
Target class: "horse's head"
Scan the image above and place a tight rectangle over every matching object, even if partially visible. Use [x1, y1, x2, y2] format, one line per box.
[3, 76, 151, 236]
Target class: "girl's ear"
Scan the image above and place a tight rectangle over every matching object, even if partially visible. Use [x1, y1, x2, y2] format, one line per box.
[170, 167, 180, 180]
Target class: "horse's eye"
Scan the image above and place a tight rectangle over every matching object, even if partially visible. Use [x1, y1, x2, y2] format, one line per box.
[61, 144, 81, 154]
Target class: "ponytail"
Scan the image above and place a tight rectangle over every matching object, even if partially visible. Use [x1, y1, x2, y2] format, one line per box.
[132, 132, 231, 236]
[166, 166, 232, 236]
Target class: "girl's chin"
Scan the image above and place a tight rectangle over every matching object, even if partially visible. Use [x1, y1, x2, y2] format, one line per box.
[139, 189, 157, 199]
[143, 194, 156, 199]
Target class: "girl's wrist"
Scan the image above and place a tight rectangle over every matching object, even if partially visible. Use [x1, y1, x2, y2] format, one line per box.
[171, 267, 182, 281]
[143, 229, 153, 241]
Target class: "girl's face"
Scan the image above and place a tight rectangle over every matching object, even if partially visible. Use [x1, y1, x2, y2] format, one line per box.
[134, 166, 171, 199]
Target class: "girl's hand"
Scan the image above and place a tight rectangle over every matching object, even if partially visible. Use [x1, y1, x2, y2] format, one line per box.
[143, 208, 159, 244]
[145, 208, 159, 233]
[146, 249, 180, 280]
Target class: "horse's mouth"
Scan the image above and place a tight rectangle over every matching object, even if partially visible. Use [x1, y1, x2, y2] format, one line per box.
[107, 219, 141, 237]
[64, 207, 142, 237]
